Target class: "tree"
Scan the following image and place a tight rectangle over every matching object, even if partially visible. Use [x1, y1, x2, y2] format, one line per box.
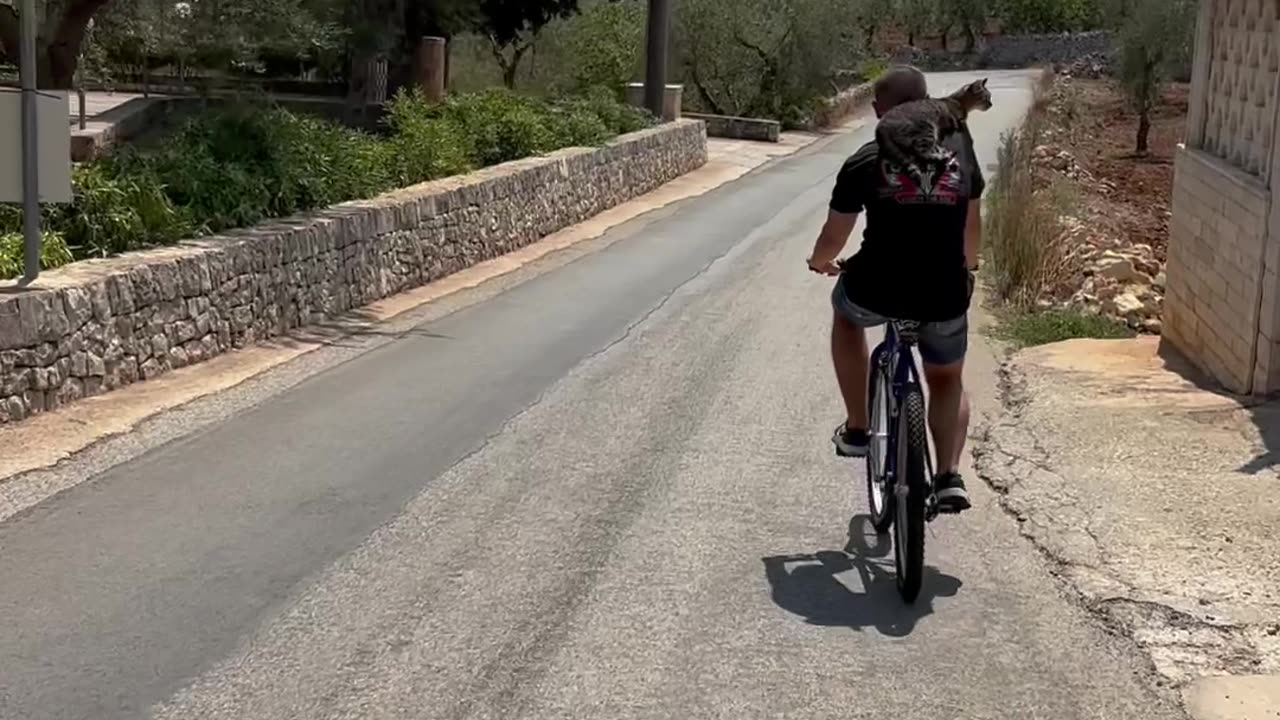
[995, 0, 1102, 33]
[896, 0, 934, 47]
[0, 0, 347, 89]
[477, 0, 578, 88]
[675, 0, 860, 125]
[852, 0, 893, 50]
[565, 0, 643, 97]
[1117, 0, 1194, 154]
[0, 0, 117, 89]
[945, 0, 989, 53]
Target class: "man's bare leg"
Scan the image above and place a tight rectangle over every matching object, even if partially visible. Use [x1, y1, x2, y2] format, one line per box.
[832, 311, 870, 430]
[923, 359, 971, 510]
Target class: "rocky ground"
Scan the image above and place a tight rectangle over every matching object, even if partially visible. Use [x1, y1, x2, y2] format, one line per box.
[973, 75, 1280, 719]
[974, 338, 1280, 716]
[1030, 76, 1187, 334]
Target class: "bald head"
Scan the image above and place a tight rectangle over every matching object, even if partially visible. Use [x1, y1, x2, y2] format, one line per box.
[873, 65, 928, 118]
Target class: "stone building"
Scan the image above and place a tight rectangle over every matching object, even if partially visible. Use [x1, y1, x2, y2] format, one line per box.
[1164, 0, 1280, 395]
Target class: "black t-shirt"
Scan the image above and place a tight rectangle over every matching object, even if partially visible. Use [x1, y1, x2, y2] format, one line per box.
[829, 126, 985, 322]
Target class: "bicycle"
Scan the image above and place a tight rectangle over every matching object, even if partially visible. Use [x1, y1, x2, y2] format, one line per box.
[863, 317, 949, 604]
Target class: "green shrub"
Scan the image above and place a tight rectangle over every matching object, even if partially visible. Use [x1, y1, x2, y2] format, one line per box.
[856, 57, 890, 82]
[0, 231, 75, 279]
[0, 203, 20, 233]
[434, 88, 560, 166]
[1, 89, 650, 271]
[546, 99, 615, 147]
[384, 90, 476, 184]
[124, 106, 394, 233]
[574, 86, 654, 135]
[997, 308, 1134, 348]
[59, 163, 193, 257]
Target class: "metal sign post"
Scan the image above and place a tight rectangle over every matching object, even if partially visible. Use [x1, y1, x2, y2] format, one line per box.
[643, 0, 671, 119]
[18, 0, 42, 286]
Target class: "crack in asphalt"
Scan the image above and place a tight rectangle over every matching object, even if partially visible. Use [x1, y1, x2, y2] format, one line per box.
[971, 357, 1273, 696]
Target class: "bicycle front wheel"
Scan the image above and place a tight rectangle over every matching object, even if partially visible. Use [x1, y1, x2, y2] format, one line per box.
[893, 387, 929, 604]
[866, 364, 894, 533]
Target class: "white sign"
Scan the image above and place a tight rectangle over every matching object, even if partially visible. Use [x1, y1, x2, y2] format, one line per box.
[0, 89, 73, 204]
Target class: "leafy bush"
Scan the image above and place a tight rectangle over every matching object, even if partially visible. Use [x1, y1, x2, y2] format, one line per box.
[855, 57, 890, 83]
[433, 89, 561, 166]
[563, 86, 653, 136]
[391, 87, 651, 170]
[997, 308, 1133, 348]
[58, 163, 193, 257]
[0, 231, 75, 279]
[0, 87, 651, 278]
[544, 101, 615, 147]
[383, 91, 477, 185]
[116, 107, 395, 233]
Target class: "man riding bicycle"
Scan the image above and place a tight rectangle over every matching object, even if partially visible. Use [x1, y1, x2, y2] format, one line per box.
[806, 66, 984, 514]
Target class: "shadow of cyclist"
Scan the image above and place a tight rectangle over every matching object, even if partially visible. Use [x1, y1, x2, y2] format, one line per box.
[762, 515, 962, 638]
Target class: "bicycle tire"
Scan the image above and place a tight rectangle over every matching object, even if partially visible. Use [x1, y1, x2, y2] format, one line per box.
[894, 387, 928, 604]
[865, 365, 894, 533]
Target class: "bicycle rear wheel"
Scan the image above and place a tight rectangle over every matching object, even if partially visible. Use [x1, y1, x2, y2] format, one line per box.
[893, 387, 928, 603]
[865, 364, 894, 533]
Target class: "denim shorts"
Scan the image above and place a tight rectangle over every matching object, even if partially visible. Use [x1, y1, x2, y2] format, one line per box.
[831, 274, 968, 366]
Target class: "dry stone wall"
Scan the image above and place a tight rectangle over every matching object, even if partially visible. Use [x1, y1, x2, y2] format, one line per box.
[0, 120, 707, 423]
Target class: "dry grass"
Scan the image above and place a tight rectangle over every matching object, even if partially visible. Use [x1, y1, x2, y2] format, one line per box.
[984, 72, 1078, 307]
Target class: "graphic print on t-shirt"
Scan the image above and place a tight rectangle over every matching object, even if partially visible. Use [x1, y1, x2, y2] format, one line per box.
[878, 151, 963, 205]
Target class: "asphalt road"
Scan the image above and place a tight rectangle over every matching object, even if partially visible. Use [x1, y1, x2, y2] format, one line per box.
[0, 72, 1188, 720]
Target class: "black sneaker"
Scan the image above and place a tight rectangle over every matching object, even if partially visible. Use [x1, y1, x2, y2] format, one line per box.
[934, 472, 972, 513]
[832, 425, 869, 458]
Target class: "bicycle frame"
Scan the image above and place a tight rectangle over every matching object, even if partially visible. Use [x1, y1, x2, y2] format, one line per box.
[872, 320, 935, 510]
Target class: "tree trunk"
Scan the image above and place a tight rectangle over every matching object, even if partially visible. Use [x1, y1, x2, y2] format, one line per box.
[1136, 110, 1151, 155]
[7, 0, 115, 89]
[962, 24, 977, 54]
[491, 38, 530, 90]
[0, 5, 17, 66]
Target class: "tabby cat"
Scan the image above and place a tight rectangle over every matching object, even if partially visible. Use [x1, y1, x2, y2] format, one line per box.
[874, 78, 993, 191]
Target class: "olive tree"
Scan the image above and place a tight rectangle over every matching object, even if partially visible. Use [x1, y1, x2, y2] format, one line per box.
[0, 0, 116, 88]
[896, 0, 934, 47]
[1117, 0, 1194, 153]
[676, 0, 860, 125]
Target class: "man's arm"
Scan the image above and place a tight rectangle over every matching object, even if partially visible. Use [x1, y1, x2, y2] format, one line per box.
[808, 210, 859, 276]
[961, 123, 984, 272]
[811, 149, 871, 275]
[964, 200, 981, 271]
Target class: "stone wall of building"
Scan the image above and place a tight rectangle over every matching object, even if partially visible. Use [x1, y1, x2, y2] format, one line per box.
[0, 120, 708, 423]
[1164, 0, 1280, 395]
[1163, 149, 1271, 394]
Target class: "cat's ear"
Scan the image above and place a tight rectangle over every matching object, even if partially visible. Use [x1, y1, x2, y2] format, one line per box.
[978, 78, 989, 88]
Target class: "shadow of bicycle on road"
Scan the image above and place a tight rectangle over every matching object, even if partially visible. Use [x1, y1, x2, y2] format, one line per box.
[762, 515, 962, 638]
